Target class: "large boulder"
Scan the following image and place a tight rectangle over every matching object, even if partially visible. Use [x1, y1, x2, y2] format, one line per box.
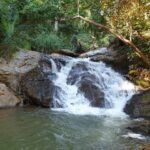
[21, 58, 62, 108]
[0, 83, 20, 108]
[123, 82, 150, 140]
[0, 50, 40, 92]
[67, 62, 105, 107]
[124, 90, 150, 118]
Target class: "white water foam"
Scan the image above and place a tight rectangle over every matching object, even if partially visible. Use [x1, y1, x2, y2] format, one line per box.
[50, 59, 58, 73]
[51, 56, 136, 117]
[122, 132, 146, 140]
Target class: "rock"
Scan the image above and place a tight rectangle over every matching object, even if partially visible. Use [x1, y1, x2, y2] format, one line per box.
[67, 62, 89, 85]
[124, 90, 150, 118]
[45, 53, 72, 71]
[0, 83, 20, 108]
[78, 78, 105, 107]
[80, 47, 129, 74]
[20, 54, 71, 108]
[67, 62, 105, 107]
[80, 47, 113, 58]
[0, 50, 40, 92]
[21, 59, 62, 108]
[91, 54, 128, 74]
[55, 49, 79, 57]
[127, 120, 150, 136]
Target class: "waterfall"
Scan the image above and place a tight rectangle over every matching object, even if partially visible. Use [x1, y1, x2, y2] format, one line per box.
[49, 56, 136, 117]
[50, 59, 58, 73]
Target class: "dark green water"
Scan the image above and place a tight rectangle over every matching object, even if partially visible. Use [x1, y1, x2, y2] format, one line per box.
[0, 107, 146, 150]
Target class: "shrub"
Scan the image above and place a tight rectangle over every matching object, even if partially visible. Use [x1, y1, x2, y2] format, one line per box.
[31, 32, 64, 53]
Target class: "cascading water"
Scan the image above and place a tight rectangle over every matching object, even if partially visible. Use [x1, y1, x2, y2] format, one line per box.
[50, 55, 136, 117]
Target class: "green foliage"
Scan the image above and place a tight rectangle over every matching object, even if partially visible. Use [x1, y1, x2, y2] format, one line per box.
[0, 0, 149, 63]
[0, 0, 19, 39]
[31, 32, 64, 53]
[97, 33, 114, 47]
[77, 32, 96, 50]
[100, 0, 150, 54]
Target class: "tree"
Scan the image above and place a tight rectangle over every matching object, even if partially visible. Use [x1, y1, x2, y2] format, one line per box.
[73, 0, 150, 66]
[0, 0, 149, 64]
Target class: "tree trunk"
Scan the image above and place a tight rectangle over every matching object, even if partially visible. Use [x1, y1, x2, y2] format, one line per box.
[77, 15, 150, 66]
[77, 0, 80, 16]
[54, 17, 59, 32]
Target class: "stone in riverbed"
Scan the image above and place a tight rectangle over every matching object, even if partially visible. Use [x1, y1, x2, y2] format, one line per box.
[0, 83, 20, 108]
[127, 120, 150, 136]
[78, 78, 105, 107]
[124, 90, 150, 118]
[124, 89, 150, 140]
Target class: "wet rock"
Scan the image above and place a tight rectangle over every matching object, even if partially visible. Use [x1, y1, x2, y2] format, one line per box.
[0, 50, 74, 108]
[67, 62, 105, 107]
[21, 61, 60, 108]
[21, 56, 65, 108]
[124, 90, 150, 118]
[43, 54, 72, 71]
[80, 47, 129, 74]
[127, 120, 150, 136]
[67, 62, 88, 85]
[0, 83, 20, 108]
[78, 78, 105, 107]
[91, 55, 128, 74]
[20, 54, 71, 108]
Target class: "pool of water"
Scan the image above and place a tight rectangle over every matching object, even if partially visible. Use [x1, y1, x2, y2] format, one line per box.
[0, 107, 147, 150]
